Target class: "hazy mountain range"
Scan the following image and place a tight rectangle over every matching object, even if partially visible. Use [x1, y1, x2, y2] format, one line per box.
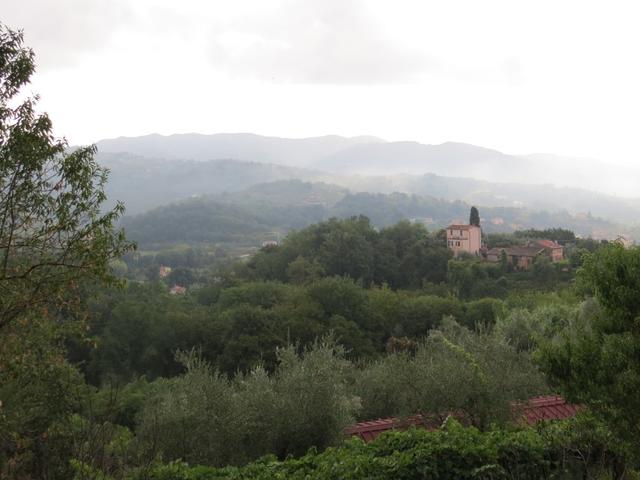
[98, 152, 326, 215]
[94, 133, 640, 240]
[97, 133, 383, 168]
[97, 133, 639, 197]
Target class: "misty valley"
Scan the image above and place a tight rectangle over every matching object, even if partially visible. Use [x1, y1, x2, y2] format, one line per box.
[3, 11, 640, 480]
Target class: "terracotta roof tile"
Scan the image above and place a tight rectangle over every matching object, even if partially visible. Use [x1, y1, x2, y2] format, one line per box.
[535, 239, 562, 249]
[447, 224, 480, 230]
[346, 395, 583, 442]
[487, 246, 544, 257]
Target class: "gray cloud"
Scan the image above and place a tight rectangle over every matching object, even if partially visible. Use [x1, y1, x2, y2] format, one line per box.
[206, 0, 439, 85]
[2, 0, 132, 70]
[2, 0, 524, 87]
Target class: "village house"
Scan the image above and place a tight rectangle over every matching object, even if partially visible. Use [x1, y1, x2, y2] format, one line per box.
[158, 265, 172, 278]
[169, 285, 186, 295]
[486, 246, 544, 270]
[486, 239, 564, 270]
[446, 224, 482, 257]
[527, 239, 564, 262]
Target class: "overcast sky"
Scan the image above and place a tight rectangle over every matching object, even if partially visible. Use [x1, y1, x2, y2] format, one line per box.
[5, 0, 640, 170]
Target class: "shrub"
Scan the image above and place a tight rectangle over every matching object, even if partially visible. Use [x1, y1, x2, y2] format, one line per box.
[126, 418, 630, 479]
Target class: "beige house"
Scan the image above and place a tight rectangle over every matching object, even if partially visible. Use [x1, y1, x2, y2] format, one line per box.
[447, 224, 482, 257]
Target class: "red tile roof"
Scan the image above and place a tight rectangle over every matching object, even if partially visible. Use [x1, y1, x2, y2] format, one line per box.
[345, 418, 399, 442]
[447, 224, 480, 230]
[487, 246, 544, 258]
[169, 285, 187, 295]
[516, 395, 582, 424]
[345, 395, 582, 442]
[532, 239, 563, 249]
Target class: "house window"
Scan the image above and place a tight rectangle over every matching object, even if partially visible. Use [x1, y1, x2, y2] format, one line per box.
[456, 241, 460, 246]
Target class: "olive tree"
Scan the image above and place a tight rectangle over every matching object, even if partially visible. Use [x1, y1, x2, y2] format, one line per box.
[356, 319, 548, 428]
[137, 339, 358, 466]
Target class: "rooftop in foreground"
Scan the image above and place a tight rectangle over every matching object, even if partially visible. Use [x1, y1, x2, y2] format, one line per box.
[345, 395, 582, 442]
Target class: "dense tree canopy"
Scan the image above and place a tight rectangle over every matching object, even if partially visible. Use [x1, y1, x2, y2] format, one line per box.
[538, 244, 640, 460]
[241, 217, 452, 289]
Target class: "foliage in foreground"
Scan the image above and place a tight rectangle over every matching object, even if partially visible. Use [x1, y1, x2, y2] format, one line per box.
[355, 320, 547, 427]
[136, 340, 357, 467]
[539, 243, 640, 461]
[132, 325, 544, 467]
[120, 416, 630, 480]
[0, 23, 133, 479]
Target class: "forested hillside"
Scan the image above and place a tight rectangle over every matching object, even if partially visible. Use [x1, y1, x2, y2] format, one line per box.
[99, 150, 640, 233]
[99, 154, 329, 215]
[120, 180, 627, 248]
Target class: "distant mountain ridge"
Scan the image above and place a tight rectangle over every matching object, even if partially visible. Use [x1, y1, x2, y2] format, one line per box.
[97, 133, 384, 167]
[98, 153, 329, 215]
[97, 150, 640, 228]
[95, 132, 640, 198]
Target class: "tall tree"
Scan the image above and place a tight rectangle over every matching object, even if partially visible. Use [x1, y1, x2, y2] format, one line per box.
[0, 25, 132, 330]
[0, 24, 133, 477]
[469, 206, 480, 227]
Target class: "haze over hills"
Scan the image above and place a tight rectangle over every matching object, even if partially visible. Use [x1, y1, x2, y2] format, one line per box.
[96, 142, 640, 232]
[97, 133, 384, 168]
[94, 132, 640, 243]
[363, 174, 640, 224]
[95, 132, 640, 198]
[98, 153, 329, 215]
[120, 179, 631, 248]
[521, 153, 640, 199]
[314, 141, 515, 178]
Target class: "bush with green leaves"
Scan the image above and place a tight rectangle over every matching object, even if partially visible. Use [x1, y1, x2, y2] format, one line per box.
[136, 339, 358, 467]
[124, 416, 633, 480]
[494, 303, 579, 353]
[355, 320, 548, 427]
[538, 244, 640, 465]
